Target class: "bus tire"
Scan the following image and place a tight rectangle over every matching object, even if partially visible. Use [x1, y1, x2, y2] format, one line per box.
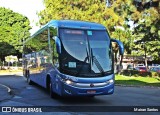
[26, 71, 33, 85]
[23, 69, 26, 78]
[88, 95, 95, 98]
[49, 82, 54, 98]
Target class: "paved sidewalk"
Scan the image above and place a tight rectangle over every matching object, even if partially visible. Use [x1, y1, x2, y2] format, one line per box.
[0, 72, 22, 76]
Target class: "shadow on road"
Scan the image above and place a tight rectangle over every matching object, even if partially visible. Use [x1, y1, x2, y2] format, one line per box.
[31, 82, 111, 105]
[0, 75, 109, 105]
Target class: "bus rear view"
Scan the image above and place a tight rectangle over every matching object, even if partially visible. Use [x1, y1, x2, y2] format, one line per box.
[23, 20, 124, 98]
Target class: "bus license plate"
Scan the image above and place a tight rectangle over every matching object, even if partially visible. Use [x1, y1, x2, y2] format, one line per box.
[87, 90, 96, 94]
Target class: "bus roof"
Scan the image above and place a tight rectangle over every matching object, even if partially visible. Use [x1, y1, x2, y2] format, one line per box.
[47, 20, 106, 30]
[28, 20, 106, 42]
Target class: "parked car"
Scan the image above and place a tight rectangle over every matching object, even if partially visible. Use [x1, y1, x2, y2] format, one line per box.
[150, 67, 160, 74]
[136, 64, 145, 67]
[136, 67, 148, 74]
[152, 64, 160, 67]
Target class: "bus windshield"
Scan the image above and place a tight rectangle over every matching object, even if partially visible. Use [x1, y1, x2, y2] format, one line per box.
[60, 29, 113, 77]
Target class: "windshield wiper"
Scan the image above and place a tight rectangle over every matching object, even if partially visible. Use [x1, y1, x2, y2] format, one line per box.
[91, 48, 105, 76]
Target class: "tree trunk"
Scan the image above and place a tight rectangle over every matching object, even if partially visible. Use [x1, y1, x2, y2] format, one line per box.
[144, 46, 148, 70]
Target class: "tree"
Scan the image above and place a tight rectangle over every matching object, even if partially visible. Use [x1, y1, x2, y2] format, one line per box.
[39, 0, 122, 28]
[0, 7, 31, 61]
[109, 0, 160, 66]
[0, 59, 2, 69]
[38, 0, 160, 65]
[38, 0, 135, 53]
[131, 1, 160, 66]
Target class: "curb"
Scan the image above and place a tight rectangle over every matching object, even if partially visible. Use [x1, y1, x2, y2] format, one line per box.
[115, 84, 160, 89]
[0, 72, 22, 76]
[0, 83, 12, 95]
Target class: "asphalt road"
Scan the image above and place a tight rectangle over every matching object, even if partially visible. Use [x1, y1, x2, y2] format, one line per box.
[0, 74, 160, 114]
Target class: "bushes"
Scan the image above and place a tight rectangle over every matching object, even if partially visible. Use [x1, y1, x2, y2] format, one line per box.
[121, 70, 139, 76]
[121, 70, 159, 78]
[151, 72, 160, 78]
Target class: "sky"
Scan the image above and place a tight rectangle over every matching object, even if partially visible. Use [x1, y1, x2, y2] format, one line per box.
[0, 0, 45, 34]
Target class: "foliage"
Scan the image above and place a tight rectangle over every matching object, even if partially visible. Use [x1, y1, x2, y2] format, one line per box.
[130, 5, 160, 61]
[0, 42, 16, 56]
[39, 0, 122, 27]
[121, 69, 160, 78]
[0, 60, 2, 66]
[0, 7, 31, 60]
[115, 74, 160, 87]
[39, 0, 155, 54]
[121, 70, 151, 77]
[38, 0, 134, 51]
[38, 0, 159, 61]
[151, 71, 160, 78]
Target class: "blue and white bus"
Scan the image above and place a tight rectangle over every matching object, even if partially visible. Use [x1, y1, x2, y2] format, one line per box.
[23, 20, 124, 98]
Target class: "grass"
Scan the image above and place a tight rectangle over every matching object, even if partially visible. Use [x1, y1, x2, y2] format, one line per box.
[115, 74, 160, 87]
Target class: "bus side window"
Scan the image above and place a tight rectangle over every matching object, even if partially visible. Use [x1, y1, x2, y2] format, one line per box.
[24, 38, 35, 67]
[34, 29, 49, 52]
[34, 29, 49, 66]
[49, 27, 59, 68]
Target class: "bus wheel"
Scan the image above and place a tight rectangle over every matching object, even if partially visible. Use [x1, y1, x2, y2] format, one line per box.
[49, 82, 54, 98]
[88, 95, 95, 98]
[23, 70, 26, 78]
[27, 71, 33, 85]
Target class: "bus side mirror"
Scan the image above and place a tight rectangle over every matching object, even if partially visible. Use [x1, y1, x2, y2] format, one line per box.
[53, 36, 61, 54]
[111, 39, 124, 55]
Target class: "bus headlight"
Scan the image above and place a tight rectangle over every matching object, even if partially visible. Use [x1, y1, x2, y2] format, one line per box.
[108, 79, 114, 84]
[65, 79, 73, 85]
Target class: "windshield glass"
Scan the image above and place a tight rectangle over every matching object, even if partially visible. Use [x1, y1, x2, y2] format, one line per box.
[60, 29, 113, 77]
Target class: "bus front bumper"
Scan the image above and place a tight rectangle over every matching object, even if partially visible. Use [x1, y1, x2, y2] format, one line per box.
[61, 83, 114, 96]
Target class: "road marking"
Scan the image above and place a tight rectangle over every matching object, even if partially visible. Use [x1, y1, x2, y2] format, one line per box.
[26, 87, 35, 89]
[13, 96, 22, 99]
[0, 83, 11, 94]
